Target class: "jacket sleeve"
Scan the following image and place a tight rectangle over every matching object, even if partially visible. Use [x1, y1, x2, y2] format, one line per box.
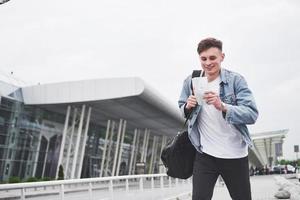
[178, 77, 192, 118]
[224, 76, 259, 125]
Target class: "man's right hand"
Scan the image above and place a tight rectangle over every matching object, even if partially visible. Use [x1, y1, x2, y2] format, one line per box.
[186, 95, 197, 110]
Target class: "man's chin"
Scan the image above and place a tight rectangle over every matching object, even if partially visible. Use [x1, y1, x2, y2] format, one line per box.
[206, 70, 215, 74]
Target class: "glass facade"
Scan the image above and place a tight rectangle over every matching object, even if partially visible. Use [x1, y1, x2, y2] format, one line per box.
[0, 97, 66, 181]
[0, 96, 165, 182]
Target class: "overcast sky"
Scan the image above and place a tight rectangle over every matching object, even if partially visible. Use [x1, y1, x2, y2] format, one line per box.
[1, 0, 300, 160]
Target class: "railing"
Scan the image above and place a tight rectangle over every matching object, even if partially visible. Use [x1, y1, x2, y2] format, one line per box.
[0, 174, 192, 200]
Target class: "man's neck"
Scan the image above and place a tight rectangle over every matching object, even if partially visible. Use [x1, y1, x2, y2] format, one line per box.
[207, 70, 221, 82]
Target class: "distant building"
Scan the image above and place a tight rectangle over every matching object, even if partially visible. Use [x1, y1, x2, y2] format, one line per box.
[251, 130, 288, 167]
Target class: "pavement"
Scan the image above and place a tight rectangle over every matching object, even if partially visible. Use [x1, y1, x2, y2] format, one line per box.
[212, 175, 280, 200]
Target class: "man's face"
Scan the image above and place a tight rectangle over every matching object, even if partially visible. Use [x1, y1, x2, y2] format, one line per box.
[199, 47, 224, 77]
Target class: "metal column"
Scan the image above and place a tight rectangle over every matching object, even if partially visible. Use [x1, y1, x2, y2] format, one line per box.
[140, 129, 148, 163]
[269, 138, 273, 166]
[71, 105, 86, 179]
[116, 120, 127, 176]
[105, 121, 115, 176]
[253, 142, 265, 167]
[100, 120, 111, 177]
[263, 138, 269, 166]
[41, 140, 49, 178]
[132, 129, 140, 175]
[65, 108, 78, 179]
[32, 133, 42, 177]
[76, 106, 92, 179]
[128, 129, 137, 175]
[152, 136, 159, 174]
[143, 130, 150, 164]
[56, 105, 71, 179]
[160, 136, 167, 156]
[111, 119, 123, 176]
[149, 135, 157, 174]
[159, 136, 167, 173]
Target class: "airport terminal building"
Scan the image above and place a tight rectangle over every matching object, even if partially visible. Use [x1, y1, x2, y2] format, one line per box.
[0, 77, 288, 182]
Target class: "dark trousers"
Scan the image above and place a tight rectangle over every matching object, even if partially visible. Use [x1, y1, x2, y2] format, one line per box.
[192, 152, 252, 200]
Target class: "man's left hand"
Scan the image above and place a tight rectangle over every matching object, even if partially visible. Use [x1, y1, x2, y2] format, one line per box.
[203, 91, 225, 111]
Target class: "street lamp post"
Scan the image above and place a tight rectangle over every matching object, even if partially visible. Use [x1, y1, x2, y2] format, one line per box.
[294, 145, 299, 161]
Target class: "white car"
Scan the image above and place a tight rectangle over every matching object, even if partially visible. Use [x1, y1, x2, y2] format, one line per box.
[286, 164, 296, 173]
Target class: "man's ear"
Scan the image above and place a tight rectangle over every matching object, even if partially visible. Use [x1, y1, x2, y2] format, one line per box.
[221, 53, 225, 61]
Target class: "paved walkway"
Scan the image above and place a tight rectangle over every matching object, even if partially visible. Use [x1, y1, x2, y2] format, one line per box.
[212, 175, 280, 200]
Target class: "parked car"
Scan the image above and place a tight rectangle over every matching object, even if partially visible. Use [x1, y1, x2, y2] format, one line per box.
[271, 166, 285, 174]
[271, 165, 295, 174]
[285, 164, 296, 173]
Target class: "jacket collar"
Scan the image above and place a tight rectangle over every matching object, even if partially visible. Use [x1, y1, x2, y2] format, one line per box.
[220, 68, 229, 84]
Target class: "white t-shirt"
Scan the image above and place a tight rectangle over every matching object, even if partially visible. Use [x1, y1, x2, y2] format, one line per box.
[197, 76, 248, 159]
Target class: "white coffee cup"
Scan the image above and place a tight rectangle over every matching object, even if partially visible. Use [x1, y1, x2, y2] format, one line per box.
[192, 77, 208, 104]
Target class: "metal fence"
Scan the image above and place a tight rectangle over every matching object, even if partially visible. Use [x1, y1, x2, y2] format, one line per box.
[0, 174, 192, 200]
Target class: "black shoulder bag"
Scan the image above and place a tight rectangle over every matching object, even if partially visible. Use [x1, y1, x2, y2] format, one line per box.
[160, 70, 203, 179]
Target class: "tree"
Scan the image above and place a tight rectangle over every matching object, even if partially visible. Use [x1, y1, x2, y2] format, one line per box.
[279, 159, 287, 165]
[58, 165, 64, 180]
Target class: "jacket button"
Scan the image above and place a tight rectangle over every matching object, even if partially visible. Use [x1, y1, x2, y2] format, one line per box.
[189, 125, 192, 128]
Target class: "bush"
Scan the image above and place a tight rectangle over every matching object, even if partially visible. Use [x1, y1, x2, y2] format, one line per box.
[41, 177, 51, 181]
[26, 177, 38, 182]
[58, 165, 64, 180]
[9, 177, 21, 183]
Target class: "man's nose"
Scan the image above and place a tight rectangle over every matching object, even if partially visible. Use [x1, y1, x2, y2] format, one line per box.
[204, 60, 212, 66]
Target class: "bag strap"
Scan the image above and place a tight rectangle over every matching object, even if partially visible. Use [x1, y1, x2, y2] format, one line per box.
[190, 70, 205, 93]
[182, 70, 204, 128]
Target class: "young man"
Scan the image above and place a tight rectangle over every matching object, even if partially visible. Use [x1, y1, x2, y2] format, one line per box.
[178, 38, 258, 200]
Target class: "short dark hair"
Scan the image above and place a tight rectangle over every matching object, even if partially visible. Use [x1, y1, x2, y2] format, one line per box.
[197, 37, 222, 54]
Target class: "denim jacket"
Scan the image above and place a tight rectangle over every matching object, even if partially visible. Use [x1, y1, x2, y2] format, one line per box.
[178, 68, 258, 153]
